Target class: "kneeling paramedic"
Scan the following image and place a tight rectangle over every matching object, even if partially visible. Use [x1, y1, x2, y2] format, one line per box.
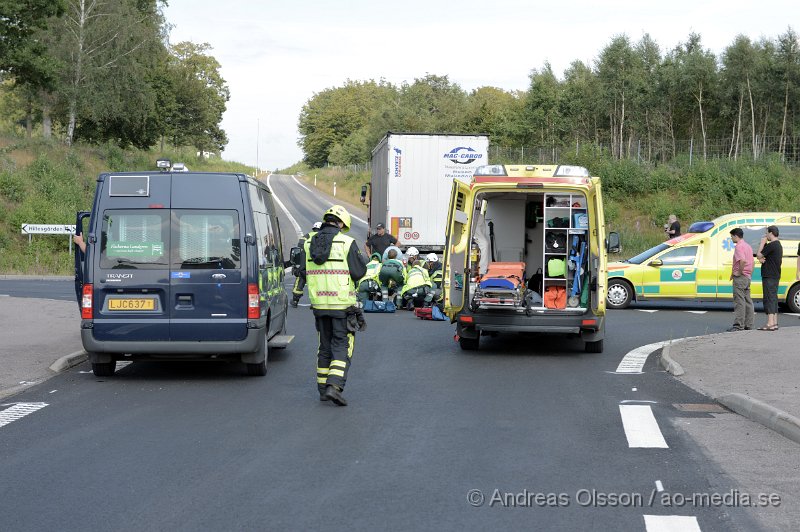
[400, 259, 433, 310]
[357, 253, 383, 303]
[291, 221, 322, 307]
[300, 205, 367, 406]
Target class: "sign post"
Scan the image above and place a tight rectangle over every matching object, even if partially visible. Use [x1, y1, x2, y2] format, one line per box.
[21, 224, 77, 252]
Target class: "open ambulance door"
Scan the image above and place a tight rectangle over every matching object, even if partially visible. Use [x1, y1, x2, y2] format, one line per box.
[590, 179, 607, 316]
[74, 211, 91, 308]
[443, 180, 473, 319]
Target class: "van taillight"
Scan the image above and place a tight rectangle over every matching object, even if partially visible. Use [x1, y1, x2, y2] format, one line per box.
[247, 284, 260, 319]
[81, 284, 93, 319]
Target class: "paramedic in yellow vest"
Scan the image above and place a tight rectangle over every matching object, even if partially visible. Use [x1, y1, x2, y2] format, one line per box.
[425, 252, 444, 305]
[299, 205, 367, 406]
[400, 259, 433, 310]
[291, 221, 322, 307]
[357, 253, 382, 303]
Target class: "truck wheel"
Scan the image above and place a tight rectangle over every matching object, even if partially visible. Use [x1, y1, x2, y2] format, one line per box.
[606, 280, 633, 309]
[459, 335, 480, 351]
[246, 332, 268, 376]
[92, 360, 116, 377]
[585, 339, 604, 353]
[787, 283, 800, 314]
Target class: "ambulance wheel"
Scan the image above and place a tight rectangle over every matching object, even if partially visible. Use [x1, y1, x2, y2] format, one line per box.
[459, 335, 480, 351]
[787, 283, 800, 314]
[606, 279, 633, 309]
[92, 360, 116, 377]
[585, 339, 604, 353]
[246, 332, 268, 376]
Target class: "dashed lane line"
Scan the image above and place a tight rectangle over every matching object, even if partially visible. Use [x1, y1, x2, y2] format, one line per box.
[0, 402, 48, 429]
[643, 515, 701, 532]
[619, 405, 668, 448]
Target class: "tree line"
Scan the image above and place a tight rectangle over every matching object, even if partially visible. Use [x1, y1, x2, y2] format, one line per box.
[0, 0, 229, 153]
[298, 30, 800, 168]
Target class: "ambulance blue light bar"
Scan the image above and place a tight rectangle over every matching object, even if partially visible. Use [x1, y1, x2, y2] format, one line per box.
[474, 165, 507, 176]
[554, 165, 589, 177]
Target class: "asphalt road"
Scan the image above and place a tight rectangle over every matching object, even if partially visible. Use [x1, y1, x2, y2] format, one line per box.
[2, 177, 792, 531]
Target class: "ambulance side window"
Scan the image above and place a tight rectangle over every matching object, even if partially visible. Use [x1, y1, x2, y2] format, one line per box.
[659, 246, 698, 265]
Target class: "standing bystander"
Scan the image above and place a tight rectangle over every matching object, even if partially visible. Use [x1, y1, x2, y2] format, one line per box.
[664, 215, 681, 239]
[727, 228, 754, 331]
[365, 223, 399, 257]
[756, 225, 783, 331]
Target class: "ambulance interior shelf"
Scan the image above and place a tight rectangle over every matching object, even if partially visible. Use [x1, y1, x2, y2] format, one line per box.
[543, 193, 589, 309]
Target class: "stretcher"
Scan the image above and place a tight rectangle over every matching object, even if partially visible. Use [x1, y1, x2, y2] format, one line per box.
[471, 262, 526, 310]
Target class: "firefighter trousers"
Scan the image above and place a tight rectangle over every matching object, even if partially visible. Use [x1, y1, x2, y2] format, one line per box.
[292, 272, 306, 301]
[314, 315, 355, 393]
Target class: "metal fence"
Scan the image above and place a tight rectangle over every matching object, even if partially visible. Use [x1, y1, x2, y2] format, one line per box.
[324, 135, 800, 172]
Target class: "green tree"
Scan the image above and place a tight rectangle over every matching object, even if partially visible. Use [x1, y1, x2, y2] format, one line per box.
[524, 62, 562, 146]
[0, 0, 66, 136]
[775, 28, 800, 156]
[596, 35, 643, 158]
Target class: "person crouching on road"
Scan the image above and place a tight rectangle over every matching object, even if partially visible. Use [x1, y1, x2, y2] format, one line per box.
[728, 228, 754, 331]
[425, 253, 444, 307]
[357, 253, 383, 303]
[379, 248, 406, 303]
[756, 225, 783, 331]
[291, 221, 322, 307]
[400, 258, 433, 310]
[299, 205, 367, 406]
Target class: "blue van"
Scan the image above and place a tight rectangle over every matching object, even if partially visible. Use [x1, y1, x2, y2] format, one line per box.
[74, 164, 292, 376]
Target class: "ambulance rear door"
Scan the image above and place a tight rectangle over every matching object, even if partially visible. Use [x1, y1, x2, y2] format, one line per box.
[443, 180, 473, 318]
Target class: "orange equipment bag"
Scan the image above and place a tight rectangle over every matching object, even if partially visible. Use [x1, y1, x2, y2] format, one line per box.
[544, 286, 567, 309]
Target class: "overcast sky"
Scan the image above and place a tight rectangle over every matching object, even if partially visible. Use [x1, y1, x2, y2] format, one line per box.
[163, 1, 796, 170]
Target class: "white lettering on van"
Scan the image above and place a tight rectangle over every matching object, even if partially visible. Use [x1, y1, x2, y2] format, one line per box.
[107, 274, 134, 279]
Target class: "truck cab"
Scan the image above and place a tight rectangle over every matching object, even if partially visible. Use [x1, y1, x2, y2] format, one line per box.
[442, 164, 618, 353]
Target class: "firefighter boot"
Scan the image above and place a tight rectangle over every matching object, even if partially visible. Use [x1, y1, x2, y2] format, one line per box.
[323, 385, 347, 406]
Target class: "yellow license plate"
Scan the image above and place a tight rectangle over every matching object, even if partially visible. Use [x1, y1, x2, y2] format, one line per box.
[108, 298, 156, 311]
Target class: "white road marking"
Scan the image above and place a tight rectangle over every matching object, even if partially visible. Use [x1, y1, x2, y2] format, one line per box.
[620, 400, 658, 404]
[655, 480, 664, 492]
[0, 402, 48, 428]
[116, 361, 133, 370]
[619, 405, 668, 448]
[636, 309, 659, 313]
[291, 174, 368, 225]
[616, 341, 670, 373]
[685, 311, 707, 314]
[0, 294, 9, 297]
[643, 515, 700, 532]
[266, 174, 303, 237]
[49, 390, 57, 394]
[632, 387, 637, 391]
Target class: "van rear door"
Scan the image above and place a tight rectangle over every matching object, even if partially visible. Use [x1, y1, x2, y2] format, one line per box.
[589, 180, 607, 315]
[443, 180, 472, 317]
[169, 174, 248, 342]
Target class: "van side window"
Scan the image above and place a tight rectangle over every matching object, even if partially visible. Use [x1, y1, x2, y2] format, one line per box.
[100, 210, 168, 269]
[172, 210, 240, 269]
[659, 246, 698, 265]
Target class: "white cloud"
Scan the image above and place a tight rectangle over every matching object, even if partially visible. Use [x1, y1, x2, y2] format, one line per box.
[163, 0, 797, 169]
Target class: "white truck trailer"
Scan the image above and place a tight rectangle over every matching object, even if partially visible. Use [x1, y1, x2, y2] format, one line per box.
[361, 132, 490, 253]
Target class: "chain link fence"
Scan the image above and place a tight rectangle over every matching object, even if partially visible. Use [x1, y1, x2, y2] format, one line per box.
[324, 135, 800, 172]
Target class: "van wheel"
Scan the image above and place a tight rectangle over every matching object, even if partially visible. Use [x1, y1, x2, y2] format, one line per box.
[92, 360, 116, 377]
[606, 280, 632, 309]
[787, 283, 800, 314]
[459, 335, 480, 351]
[246, 333, 268, 376]
[585, 339, 604, 353]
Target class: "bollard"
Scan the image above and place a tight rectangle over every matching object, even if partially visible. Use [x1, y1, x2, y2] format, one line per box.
[333, 182, 337, 197]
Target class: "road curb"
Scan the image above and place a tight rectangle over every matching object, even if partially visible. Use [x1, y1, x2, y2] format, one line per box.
[658, 343, 685, 376]
[49, 350, 88, 373]
[0, 275, 72, 281]
[718, 393, 800, 445]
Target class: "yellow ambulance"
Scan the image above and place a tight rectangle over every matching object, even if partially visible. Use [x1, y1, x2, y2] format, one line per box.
[606, 213, 800, 312]
[443, 164, 619, 353]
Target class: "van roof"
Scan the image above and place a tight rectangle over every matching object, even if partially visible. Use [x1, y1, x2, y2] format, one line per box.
[472, 164, 597, 187]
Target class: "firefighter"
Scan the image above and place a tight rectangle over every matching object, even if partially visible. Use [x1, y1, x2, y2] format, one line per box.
[290, 222, 323, 307]
[400, 258, 433, 310]
[300, 205, 367, 406]
[404, 246, 420, 272]
[357, 253, 383, 303]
